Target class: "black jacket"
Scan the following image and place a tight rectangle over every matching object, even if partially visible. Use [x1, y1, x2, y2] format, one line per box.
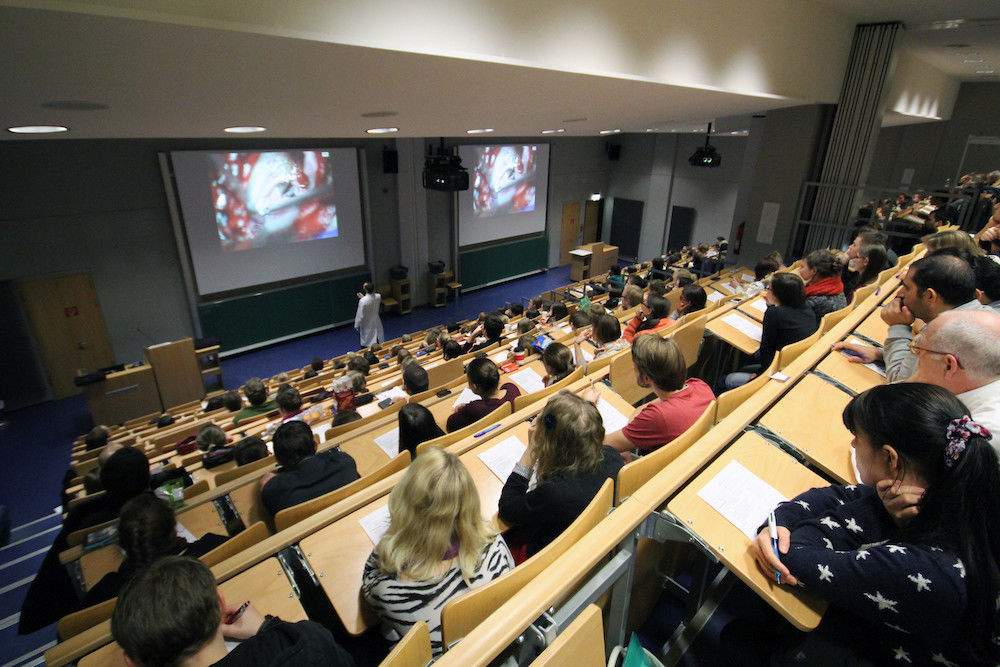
[215, 617, 355, 666]
[261, 450, 359, 515]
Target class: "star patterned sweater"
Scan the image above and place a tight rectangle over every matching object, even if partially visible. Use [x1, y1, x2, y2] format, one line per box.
[774, 484, 978, 666]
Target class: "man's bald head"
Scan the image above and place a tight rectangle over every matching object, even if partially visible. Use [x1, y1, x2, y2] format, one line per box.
[98, 442, 124, 468]
[920, 310, 1000, 388]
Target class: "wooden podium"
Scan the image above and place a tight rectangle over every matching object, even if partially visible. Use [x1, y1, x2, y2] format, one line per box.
[569, 243, 619, 280]
[82, 365, 162, 425]
[145, 338, 204, 410]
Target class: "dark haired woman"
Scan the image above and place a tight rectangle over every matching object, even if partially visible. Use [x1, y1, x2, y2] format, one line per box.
[541, 342, 575, 386]
[843, 243, 888, 303]
[754, 383, 1000, 665]
[397, 403, 445, 458]
[622, 294, 675, 342]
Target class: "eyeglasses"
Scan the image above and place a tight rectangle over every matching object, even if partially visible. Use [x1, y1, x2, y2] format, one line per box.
[908, 339, 963, 368]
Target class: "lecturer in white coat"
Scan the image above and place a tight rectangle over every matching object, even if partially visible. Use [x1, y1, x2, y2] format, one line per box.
[355, 282, 384, 347]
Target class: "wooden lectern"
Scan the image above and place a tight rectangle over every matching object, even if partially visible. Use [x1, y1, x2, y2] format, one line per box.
[569, 243, 619, 280]
[82, 365, 162, 425]
[145, 338, 204, 410]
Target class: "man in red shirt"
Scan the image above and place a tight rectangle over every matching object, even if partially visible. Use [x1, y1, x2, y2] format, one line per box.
[596, 335, 714, 456]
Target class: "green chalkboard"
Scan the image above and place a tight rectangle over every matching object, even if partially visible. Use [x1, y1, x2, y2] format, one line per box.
[198, 272, 368, 352]
[458, 236, 547, 289]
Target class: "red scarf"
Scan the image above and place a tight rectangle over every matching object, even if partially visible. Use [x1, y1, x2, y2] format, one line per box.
[805, 274, 843, 296]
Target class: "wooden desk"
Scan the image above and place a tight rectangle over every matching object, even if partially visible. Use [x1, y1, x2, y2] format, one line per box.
[814, 349, 885, 394]
[756, 373, 857, 485]
[736, 295, 768, 323]
[852, 307, 890, 344]
[665, 432, 827, 631]
[706, 309, 762, 355]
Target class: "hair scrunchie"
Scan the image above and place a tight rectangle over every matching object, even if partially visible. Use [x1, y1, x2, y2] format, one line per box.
[944, 416, 993, 469]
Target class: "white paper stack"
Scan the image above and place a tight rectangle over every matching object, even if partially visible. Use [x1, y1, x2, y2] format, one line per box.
[720, 313, 763, 342]
[374, 428, 400, 457]
[453, 386, 481, 408]
[696, 461, 787, 539]
[477, 435, 527, 482]
[508, 367, 546, 394]
[359, 504, 392, 545]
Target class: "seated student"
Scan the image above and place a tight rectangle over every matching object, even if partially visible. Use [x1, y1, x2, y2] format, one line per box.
[623, 294, 675, 342]
[548, 302, 569, 322]
[345, 354, 370, 377]
[753, 383, 1000, 665]
[498, 392, 623, 560]
[620, 284, 644, 312]
[82, 441, 123, 494]
[397, 403, 445, 457]
[362, 448, 514, 656]
[541, 342, 575, 386]
[576, 313, 629, 361]
[330, 409, 361, 428]
[20, 446, 151, 633]
[647, 278, 668, 299]
[597, 336, 714, 457]
[112, 556, 355, 666]
[648, 256, 670, 282]
[671, 268, 696, 289]
[569, 309, 590, 332]
[233, 435, 268, 466]
[264, 386, 325, 438]
[463, 314, 504, 353]
[220, 390, 243, 413]
[721, 273, 818, 390]
[606, 264, 627, 289]
[395, 348, 414, 368]
[588, 302, 607, 321]
[259, 421, 359, 515]
[671, 284, 708, 320]
[442, 340, 464, 360]
[196, 424, 229, 452]
[402, 362, 430, 396]
[446, 358, 521, 432]
[842, 242, 888, 302]
[975, 254, 1000, 311]
[627, 273, 647, 290]
[84, 425, 111, 451]
[346, 370, 367, 395]
[800, 249, 847, 320]
[303, 356, 324, 379]
[82, 494, 227, 608]
[506, 302, 525, 318]
[231, 378, 276, 426]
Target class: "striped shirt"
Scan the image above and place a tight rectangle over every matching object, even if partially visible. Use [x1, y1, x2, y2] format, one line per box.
[362, 535, 514, 655]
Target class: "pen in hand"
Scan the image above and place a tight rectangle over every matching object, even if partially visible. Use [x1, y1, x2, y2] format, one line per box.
[768, 511, 782, 584]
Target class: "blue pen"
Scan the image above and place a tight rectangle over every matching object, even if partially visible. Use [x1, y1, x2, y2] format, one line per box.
[474, 424, 501, 438]
[768, 511, 782, 584]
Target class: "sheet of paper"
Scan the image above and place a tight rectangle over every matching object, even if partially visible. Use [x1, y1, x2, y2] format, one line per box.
[376, 386, 408, 402]
[359, 504, 392, 545]
[508, 367, 546, 394]
[706, 290, 724, 303]
[863, 361, 887, 378]
[175, 521, 196, 544]
[556, 323, 572, 334]
[720, 313, 763, 342]
[574, 346, 594, 365]
[741, 273, 755, 283]
[490, 350, 509, 364]
[477, 435, 527, 482]
[453, 386, 481, 408]
[696, 461, 788, 540]
[596, 397, 630, 434]
[749, 298, 768, 313]
[570, 249, 593, 257]
[373, 427, 400, 457]
[311, 423, 329, 440]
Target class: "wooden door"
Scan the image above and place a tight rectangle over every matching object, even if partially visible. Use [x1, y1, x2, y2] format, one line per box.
[17, 272, 116, 399]
[559, 202, 582, 265]
[583, 199, 600, 243]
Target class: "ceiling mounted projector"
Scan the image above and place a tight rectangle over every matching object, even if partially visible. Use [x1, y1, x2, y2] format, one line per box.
[423, 140, 469, 191]
[689, 122, 721, 168]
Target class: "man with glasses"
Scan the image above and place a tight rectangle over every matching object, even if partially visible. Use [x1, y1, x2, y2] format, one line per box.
[834, 251, 988, 382]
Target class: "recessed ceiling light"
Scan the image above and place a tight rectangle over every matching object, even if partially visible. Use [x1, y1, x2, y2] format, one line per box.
[964, 58, 985, 64]
[361, 111, 398, 118]
[541, 129, 565, 134]
[599, 129, 621, 135]
[366, 127, 398, 134]
[7, 125, 68, 134]
[466, 128, 494, 134]
[41, 100, 107, 111]
[224, 126, 267, 133]
[977, 70, 996, 75]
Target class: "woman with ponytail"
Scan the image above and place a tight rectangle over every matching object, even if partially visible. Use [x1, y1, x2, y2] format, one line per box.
[81, 494, 227, 608]
[754, 383, 1000, 665]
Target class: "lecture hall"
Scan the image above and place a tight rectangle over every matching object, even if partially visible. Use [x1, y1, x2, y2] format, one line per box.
[2, 2, 1000, 666]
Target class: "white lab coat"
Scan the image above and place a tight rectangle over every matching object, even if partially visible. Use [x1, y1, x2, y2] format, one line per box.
[355, 292, 384, 346]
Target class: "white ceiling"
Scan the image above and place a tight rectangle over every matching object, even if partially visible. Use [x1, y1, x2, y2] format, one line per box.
[1, 1, 997, 141]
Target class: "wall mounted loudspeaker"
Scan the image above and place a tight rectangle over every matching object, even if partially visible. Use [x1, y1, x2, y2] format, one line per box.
[382, 149, 399, 174]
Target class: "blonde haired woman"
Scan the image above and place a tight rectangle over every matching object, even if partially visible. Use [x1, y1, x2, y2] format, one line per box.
[362, 448, 513, 656]
[498, 391, 623, 561]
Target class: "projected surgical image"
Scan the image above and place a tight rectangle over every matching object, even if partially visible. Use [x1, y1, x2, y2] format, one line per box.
[210, 150, 338, 251]
[471, 145, 537, 218]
